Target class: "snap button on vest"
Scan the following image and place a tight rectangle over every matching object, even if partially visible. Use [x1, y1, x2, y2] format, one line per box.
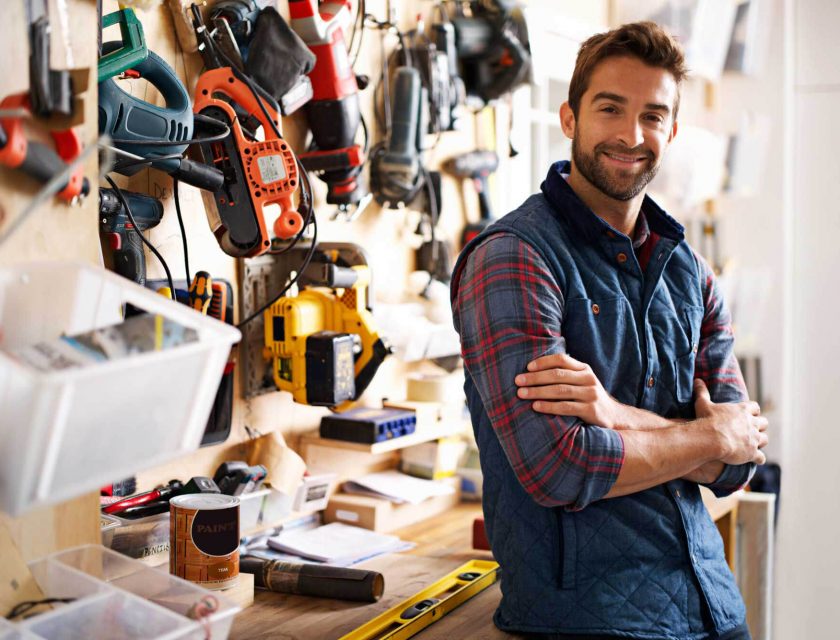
[617, 252, 628, 264]
[592, 303, 600, 315]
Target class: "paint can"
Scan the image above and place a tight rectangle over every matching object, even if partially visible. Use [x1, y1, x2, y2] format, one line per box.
[170, 494, 240, 589]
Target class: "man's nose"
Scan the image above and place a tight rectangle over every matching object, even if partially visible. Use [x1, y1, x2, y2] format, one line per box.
[615, 115, 645, 149]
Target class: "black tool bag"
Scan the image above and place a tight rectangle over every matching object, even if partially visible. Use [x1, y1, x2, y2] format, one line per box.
[245, 7, 316, 101]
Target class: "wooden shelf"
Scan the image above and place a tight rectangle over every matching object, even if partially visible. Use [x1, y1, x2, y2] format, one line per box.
[299, 420, 470, 455]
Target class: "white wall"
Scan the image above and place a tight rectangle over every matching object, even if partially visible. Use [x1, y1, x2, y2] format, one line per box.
[775, 0, 840, 636]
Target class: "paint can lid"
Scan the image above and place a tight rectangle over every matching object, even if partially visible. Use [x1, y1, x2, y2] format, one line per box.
[170, 494, 240, 510]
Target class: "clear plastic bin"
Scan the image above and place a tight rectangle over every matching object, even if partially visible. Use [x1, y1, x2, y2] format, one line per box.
[0, 262, 241, 515]
[3, 545, 240, 640]
[239, 488, 294, 535]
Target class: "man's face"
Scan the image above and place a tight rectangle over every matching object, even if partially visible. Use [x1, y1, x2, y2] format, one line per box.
[561, 55, 679, 201]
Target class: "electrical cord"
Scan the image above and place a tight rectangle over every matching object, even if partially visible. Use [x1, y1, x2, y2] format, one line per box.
[349, 0, 367, 69]
[105, 174, 176, 295]
[237, 212, 318, 328]
[172, 178, 191, 286]
[110, 152, 184, 174]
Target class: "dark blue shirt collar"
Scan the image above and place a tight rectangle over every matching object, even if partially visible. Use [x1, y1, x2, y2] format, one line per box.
[540, 160, 685, 244]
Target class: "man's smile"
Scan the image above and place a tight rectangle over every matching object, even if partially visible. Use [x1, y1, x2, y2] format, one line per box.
[599, 150, 650, 167]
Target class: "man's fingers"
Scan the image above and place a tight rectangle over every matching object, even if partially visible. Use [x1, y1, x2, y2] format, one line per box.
[747, 401, 761, 416]
[531, 400, 582, 416]
[518, 383, 589, 401]
[758, 433, 769, 449]
[693, 378, 711, 403]
[527, 352, 588, 373]
[515, 368, 591, 387]
[754, 416, 769, 432]
[753, 450, 767, 466]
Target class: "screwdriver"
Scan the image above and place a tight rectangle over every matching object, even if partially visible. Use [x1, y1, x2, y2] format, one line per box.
[189, 270, 213, 314]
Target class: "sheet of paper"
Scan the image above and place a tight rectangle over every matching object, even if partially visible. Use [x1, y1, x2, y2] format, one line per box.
[342, 471, 456, 505]
[266, 522, 413, 565]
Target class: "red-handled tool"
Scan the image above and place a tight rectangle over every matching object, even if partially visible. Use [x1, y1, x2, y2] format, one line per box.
[102, 477, 219, 515]
[0, 93, 89, 203]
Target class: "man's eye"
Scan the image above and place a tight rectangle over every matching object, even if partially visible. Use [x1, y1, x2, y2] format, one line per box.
[645, 114, 664, 123]
[601, 106, 618, 113]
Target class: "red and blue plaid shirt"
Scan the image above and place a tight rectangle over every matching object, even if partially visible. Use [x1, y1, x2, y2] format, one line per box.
[453, 213, 750, 511]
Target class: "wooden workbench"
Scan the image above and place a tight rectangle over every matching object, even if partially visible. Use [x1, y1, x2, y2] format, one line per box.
[229, 502, 508, 639]
[230, 492, 743, 640]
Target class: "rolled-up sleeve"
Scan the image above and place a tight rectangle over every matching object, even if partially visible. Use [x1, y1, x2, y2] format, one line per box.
[692, 250, 757, 496]
[452, 233, 624, 511]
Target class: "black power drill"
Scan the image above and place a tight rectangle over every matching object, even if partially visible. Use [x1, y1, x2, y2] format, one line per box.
[99, 188, 164, 286]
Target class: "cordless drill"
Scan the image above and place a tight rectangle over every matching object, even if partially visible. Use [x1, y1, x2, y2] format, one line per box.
[98, 188, 164, 286]
[443, 150, 499, 247]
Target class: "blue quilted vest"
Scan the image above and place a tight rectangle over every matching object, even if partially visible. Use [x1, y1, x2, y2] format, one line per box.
[454, 162, 746, 638]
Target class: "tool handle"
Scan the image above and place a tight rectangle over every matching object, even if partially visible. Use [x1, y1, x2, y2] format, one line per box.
[475, 176, 493, 220]
[189, 271, 213, 314]
[241, 558, 385, 602]
[172, 158, 225, 192]
[102, 488, 162, 514]
[18, 139, 68, 185]
[114, 229, 146, 286]
[390, 67, 421, 156]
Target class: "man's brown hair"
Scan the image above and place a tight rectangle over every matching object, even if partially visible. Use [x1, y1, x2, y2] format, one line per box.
[568, 21, 688, 120]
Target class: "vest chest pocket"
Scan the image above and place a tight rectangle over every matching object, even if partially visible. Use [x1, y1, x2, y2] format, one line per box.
[673, 306, 705, 405]
[562, 297, 630, 390]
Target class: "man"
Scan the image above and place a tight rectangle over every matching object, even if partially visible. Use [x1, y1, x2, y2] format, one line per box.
[450, 22, 768, 640]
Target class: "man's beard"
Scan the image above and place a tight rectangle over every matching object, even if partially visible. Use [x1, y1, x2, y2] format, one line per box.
[571, 138, 660, 201]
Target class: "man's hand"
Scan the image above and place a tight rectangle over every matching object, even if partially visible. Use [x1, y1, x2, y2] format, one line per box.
[514, 353, 631, 429]
[681, 460, 725, 484]
[693, 379, 768, 466]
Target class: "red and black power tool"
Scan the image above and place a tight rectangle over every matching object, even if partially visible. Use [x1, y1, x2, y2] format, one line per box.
[0, 93, 89, 204]
[191, 67, 304, 257]
[288, 0, 368, 212]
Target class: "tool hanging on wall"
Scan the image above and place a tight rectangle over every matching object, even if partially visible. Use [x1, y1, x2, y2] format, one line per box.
[210, 1, 316, 115]
[443, 150, 499, 247]
[289, 0, 371, 216]
[98, 9, 226, 192]
[27, 0, 74, 118]
[0, 94, 89, 204]
[263, 242, 391, 409]
[97, 7, 148, 83]
[370, 66, 425, 209]
[191, 67, 303, 256]
[340, 559, 500, 640]
[98, 187, 164, 286]
[447, 0, 531, 106]
[0, 1, 88, 203]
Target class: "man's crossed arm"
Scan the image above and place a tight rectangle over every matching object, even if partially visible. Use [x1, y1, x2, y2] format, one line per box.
[515, 352, 767, 499]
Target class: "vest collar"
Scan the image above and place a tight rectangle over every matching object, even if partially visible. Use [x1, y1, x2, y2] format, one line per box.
[540, 160, 685, 245]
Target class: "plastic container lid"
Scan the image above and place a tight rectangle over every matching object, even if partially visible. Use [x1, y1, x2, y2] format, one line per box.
[169, 494, 240, 510]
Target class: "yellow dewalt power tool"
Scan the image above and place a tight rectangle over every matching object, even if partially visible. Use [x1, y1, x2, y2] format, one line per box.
[263, 243, 391, 409]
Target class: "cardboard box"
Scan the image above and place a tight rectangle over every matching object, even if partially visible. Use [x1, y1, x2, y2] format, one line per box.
[324, 477, 461, 533]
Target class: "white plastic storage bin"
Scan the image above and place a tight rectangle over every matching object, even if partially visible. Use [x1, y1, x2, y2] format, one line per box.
[0, 263, 241, 515]
[5, 544, 240, 640]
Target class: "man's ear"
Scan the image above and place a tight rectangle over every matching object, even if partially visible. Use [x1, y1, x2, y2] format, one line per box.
[668, 119, 678, 144]
[560, 102, 576, 140]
